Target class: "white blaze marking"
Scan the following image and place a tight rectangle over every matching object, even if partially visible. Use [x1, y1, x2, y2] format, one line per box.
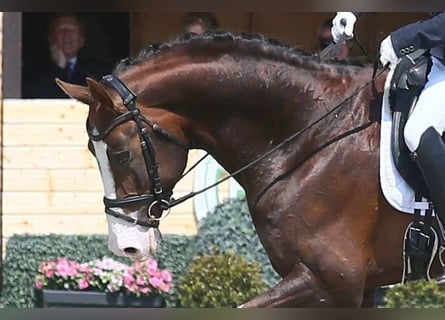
[91, 139, 159, 259]
[91, 140, 116, 199]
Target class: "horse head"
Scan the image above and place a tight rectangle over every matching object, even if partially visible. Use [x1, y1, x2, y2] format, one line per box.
[57, 76, 189, 260]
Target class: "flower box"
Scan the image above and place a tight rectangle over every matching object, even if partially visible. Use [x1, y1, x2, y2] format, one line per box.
[36, 289, 166, 308]
[34, 256, 172, 308]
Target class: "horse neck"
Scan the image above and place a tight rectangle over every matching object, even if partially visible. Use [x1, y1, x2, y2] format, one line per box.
[125, 56, 379, 195]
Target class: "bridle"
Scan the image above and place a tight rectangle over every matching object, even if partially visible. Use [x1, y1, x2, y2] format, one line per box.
[88, 74, 187, 228]
[90, 64, 387, 229]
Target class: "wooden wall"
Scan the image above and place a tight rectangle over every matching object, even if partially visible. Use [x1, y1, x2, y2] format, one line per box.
[2, 99, 202, 249]
[130, 12, 429, 59]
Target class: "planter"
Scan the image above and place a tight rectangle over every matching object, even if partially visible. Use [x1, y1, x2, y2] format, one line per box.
[35, 289, 166, 308]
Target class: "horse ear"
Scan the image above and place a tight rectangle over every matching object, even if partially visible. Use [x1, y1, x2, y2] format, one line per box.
[55, 78, 90, 105]
[85, 77, 114, 108]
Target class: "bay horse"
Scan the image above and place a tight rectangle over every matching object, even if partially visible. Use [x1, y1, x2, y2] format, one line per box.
[56, 32, 442, 307]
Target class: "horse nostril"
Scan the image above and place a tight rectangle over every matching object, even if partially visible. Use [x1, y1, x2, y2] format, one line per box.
[123, 247, 139, 255]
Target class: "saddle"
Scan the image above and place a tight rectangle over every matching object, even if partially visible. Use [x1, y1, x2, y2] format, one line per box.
[388, 49, 445, 283]
[389, 49, 431, 198]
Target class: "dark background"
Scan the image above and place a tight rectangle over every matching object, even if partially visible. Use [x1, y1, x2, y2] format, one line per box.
[21, 12, 130, 86]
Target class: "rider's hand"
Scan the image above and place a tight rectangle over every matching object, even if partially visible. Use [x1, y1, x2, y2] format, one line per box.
[331, 12, 357, 44]
[379, 35, 398, 67]
[50, 42, 67, 69]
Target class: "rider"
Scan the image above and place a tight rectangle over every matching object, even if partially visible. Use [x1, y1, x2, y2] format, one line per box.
[331, 12, 445, 282]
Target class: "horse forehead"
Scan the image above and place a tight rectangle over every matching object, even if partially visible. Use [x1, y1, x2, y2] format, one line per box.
[87, 97, 124, 129]
[88, 117, 136, 145]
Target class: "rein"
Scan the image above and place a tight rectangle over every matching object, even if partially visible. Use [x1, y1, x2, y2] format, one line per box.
[94, 65, 387, 228]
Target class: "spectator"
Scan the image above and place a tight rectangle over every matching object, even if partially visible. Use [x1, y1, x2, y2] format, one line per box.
[23, 13, 111, 98]
[182, 12, 219, 35]
[317, 18, 353, 61]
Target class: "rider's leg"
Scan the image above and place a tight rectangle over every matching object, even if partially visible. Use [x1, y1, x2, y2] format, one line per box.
[404, 56, 445, 282]
[404, 56, 445, 153]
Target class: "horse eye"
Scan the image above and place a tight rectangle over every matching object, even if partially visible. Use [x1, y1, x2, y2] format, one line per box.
[113, 151, 130, 164]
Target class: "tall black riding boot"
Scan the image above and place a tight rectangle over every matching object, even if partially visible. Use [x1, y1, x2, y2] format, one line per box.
[413, 126, 445, 283]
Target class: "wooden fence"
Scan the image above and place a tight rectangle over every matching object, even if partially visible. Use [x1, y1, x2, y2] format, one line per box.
[2, 99, 210, 248]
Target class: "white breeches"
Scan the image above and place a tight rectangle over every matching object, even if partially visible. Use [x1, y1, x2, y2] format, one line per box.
[404, 56, 445, 152]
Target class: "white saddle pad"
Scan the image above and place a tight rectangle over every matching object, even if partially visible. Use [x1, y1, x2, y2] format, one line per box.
[379, 66, 431, 214]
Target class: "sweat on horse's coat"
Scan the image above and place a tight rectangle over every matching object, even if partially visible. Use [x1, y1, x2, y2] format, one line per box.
[57, 31, 443, 307]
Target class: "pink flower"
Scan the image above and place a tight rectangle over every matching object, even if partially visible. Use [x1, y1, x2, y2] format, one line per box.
[135, 276, 146, 286]
[39, 262, 50, 273]
[78, 279, 89, 290]
[139, 287, 151, 294]
[123, 274, 134, 287]
[160, 270, 172, 283]
[35, 256, 172, 296]
[126, 283, 138, 293]
[41, 263, 56, 278]
[35, 281, 44, 289]
[158, 282, 171, 293]
[146, 260, 158, 275]
[56, 258, 78, 277]
[124, 268, 134, 277]
[148, 276, 163, 288]
[44, 269, 55, 278]
[78, 264, 91, 273]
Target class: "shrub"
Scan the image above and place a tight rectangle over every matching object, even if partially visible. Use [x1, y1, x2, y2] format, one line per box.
[191, 197, 281, 288]
[177, 250, 267, 307]
[379, 280, 445, 308]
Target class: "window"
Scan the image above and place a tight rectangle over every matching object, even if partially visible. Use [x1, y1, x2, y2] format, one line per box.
[14, 12, 130, 98]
